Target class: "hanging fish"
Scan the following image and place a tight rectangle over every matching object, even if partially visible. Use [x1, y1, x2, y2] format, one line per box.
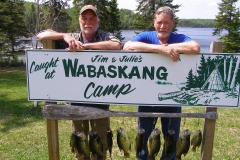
[89, 130, 103, 160]
[135, 128, 145, 158]
[163, 129, 175, 160]
[147, 128, 161, 160]
[106, 127, 113, 159]
[191, 130, 202, 152]
[76, 131, 90, 159]
[70, 131, 78, 153]
[176, 129, 191, 160]
[117, 127, 131, 158]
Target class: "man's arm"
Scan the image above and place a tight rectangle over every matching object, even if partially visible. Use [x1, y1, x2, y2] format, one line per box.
[84, 41, 121, 50]
[123, 40, 200, 62]
[168, 40, 200, 54]
[36, 30, 67, 40]
[36, 30, 83, 51]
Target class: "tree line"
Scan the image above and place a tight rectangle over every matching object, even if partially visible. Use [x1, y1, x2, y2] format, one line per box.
[0, 0, 239, 54]
[185, 54, 240, 91]
[118, 10, 215, 29]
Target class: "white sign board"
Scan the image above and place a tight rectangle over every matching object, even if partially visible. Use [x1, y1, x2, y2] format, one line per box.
[26, 50, 240, 107]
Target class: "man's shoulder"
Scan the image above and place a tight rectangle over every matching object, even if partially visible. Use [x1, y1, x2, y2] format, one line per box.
[97, 30, 120, 43]
[169, 32, 192, 42]
[97, 30, 111, 36]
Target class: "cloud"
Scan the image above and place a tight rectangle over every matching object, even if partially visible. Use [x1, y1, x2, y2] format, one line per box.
[117, 0, 138, 10]
[208, 2, 217, 6]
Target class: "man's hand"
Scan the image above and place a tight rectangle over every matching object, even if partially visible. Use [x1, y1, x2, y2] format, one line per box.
[161, 45, 180, 62]
[36, 30, 85, 51]
[63, 34, 84, 51]
[123, 41, 136, 51]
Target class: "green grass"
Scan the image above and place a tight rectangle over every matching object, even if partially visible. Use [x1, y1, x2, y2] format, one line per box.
[1, 67, 240, 159]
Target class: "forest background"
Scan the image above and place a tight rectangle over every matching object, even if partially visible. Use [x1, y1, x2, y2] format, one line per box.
[1, 1, 240, 159]
[0, 0, 216, 53]
[0, 0, 239, 63]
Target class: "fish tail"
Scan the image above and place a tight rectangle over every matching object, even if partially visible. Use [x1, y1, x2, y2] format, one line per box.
[84, 157, 91, 160]
[109, 150, 112, 158]
[124, 152, 130, 158]
[97, 155, 103, 160]
[175, 155, 181, 160]
[136, 152, 139, 158]
[192, 146, 196, 152]
[147, 155, 153, 160]
[109, 154, 112, 160]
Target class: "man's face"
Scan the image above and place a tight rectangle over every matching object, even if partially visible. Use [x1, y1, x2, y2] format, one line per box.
[153, 12, 175, 40]
[79, 10, 99, 36]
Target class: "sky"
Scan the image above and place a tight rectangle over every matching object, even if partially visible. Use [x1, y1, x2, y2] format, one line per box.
[118, 0, 240, 19]
[26, 0, 240, 19]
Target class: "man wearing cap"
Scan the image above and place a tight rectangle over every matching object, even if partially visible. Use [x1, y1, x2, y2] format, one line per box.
[37, 5, 121, 160]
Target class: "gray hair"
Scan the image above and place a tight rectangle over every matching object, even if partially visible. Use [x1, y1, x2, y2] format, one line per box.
[154, 6, 174, 20]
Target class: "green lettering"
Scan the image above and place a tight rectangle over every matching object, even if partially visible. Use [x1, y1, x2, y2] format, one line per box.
[156, 67, 168, 80]
[102, 85, 119, 95]
[35, 64, 41, 72]
[42, 62, 49, 73]
[97, 65, 107, 78]
[118, 66, 128, 79]
[115, 84, 136, 98]
[76, 64, 86, 77]
[84, 83, 135, 99]
[142, 66, 154, 80]
[107, 65, 117, 78]
[87, 65, 96, 78]
[84, 82, 94, 98]
[30, 61, 35, 73]
[62, 58, 78, 77]
[93, 85, 104, 97]
[128, 66, 140, 79]
[53, 57, 59, 67]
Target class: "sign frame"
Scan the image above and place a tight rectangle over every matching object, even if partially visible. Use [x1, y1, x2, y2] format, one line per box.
[26, 50, 240, 108]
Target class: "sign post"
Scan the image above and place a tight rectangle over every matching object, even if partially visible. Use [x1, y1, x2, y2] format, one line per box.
[201, 41, 222, 160]
[41, 40, 59, 160]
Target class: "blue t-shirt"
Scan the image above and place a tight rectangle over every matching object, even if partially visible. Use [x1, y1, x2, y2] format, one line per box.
[131, 31, 191, 44]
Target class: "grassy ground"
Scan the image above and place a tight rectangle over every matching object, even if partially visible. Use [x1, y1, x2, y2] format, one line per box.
[1, 67, 240, 160]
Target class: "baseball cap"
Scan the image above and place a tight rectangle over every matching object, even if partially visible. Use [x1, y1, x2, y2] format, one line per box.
[79, 5, 98, 16]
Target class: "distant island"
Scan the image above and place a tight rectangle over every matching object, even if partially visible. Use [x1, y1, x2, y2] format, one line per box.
[178, 19, 214, 28]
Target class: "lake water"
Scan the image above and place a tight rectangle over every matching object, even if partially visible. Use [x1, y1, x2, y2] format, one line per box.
[121, 28, 221, 53]
[29, 28, 220, 53]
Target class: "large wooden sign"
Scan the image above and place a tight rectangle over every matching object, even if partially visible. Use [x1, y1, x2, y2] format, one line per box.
[26, 50, 240, 107]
